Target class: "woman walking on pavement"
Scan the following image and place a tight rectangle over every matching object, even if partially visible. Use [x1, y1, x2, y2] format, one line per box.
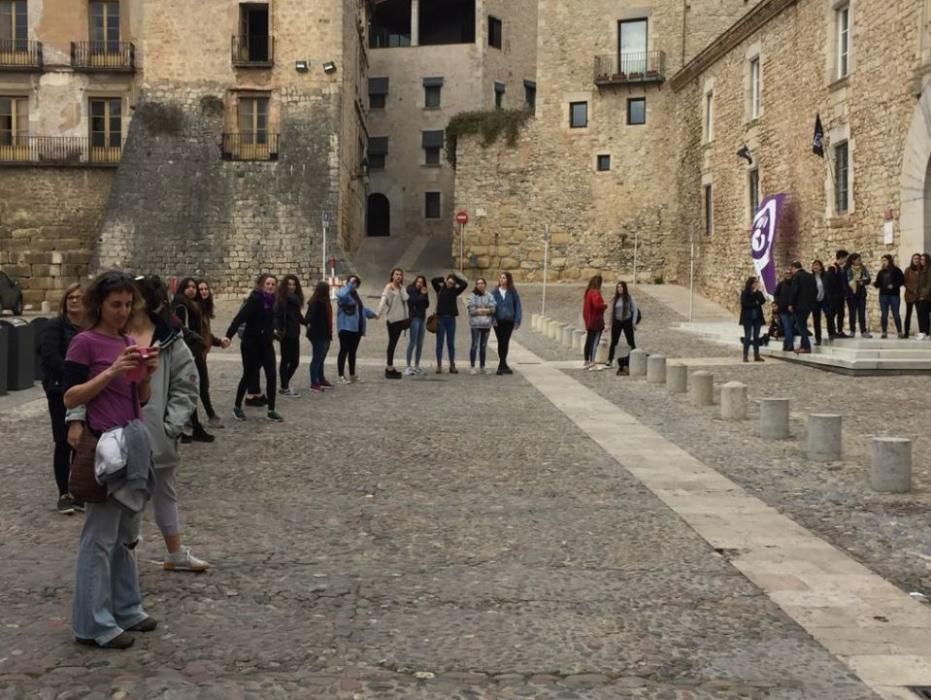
[223, 273, 284, 422]
[607, 281, 639, 374]
[491, 271, 521, 375]
[873, 254, 904, 338]
[275, 274, 305, 397]
[195, 279, 224, 429]
[739, 277, 766, 363]
[431, 272, 468, 374]
[335, 275, 377, 383]
[172, 277, 214, 443]
[582, 275, 608, 370]
[405, 275, 430, 375]
[63, 271, 159, 649]
[39, 282, 84, 514]
[466, 278, 497, 375]
[903, 254, 922, 338]
[376, 268, 410, 379]
[810, 260, 836, 345]
[305, 281, 334, 392]
[845, 253, 872, 338]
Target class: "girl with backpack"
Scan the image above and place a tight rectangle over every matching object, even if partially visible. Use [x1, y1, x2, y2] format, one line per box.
[466, 278, 497, 374]
[376, 268, 410, 380]
[335, 275, 377, 383]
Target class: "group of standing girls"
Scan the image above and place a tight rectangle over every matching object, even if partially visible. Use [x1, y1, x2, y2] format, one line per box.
[582, 275, 640, 375]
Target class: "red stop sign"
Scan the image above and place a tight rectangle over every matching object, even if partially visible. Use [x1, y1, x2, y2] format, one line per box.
[455, 211, 469, 225]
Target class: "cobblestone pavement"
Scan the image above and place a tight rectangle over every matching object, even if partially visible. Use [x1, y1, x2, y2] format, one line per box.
[0, 291, 880, 699]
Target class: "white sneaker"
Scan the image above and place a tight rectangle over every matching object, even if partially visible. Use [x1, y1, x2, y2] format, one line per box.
[337, 376, 351, 385]
[470, 367, 478, 375]
[917, 334, 927, 341]
[163, 546, 209, 573]
[281, 387, 301, 398]
[403, 367, 415, 376]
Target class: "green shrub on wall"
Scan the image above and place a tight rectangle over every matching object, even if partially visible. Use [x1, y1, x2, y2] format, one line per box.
[445, 109, 531, 167]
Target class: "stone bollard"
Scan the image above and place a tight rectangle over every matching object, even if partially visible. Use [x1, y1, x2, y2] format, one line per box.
[554, 323, 568, 342]
[562, 326, 575, 347]
[531, 314, 539, 331]
[629, 349, 649, 377]
[667, 364, 687, 394]
[547, 320, 559, 339]
[870, 437, 912, 493]
[647, 354, 666, 384]
[41, 300, 51, 314]
[573, 329, 586, 351]
[760, 398, 790, 440]
[807, 414, 842, 461]
[720, 382, 748, 420]
[595, 339, 609, 364]
[689, 371, 713, 406]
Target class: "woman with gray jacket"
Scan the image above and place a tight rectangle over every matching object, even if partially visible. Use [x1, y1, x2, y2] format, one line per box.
[466, 278, 497, 374]
[376, 267, 410, 379]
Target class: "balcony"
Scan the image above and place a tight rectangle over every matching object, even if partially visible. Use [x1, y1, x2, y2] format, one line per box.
[71, 41, 136, 72]
[0, 39, 43, 71]
[594, 50, 666, 87]
[231, 35, 274, 68]
[221, 133, 279, 161]
[0, 136, 121, 166]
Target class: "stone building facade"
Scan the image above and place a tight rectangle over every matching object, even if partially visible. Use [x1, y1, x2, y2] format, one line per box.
[364, 0, 537, 246]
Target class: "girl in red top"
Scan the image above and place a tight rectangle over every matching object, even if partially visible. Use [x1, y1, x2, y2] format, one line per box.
[582, 275, 608, 369]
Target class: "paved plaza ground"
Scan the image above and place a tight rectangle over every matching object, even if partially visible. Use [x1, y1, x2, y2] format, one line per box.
[1, 281, 930, 698]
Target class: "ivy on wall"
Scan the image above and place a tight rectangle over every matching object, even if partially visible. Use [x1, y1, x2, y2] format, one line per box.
[445, 109, 531, 167]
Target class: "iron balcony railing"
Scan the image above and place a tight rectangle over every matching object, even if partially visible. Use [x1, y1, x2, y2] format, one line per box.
[594, 50, 666, 85]
[221, 133, 279, 161]
[71, 41, 136, 71]
[0, 136, 121, 165]
[231, 35, 274, 67]
[0, 39, 43, 69]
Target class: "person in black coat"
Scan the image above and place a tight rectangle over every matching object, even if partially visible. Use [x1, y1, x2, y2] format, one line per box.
[873, 254, 905, 338]
[773, 268, 796, 351]
[431, 273, 468, 373]
[738, 277, 766, 362]
[789, 260, 818, 353]
[223, 273, 283, 422]
[39, 283, 84, 513]
[824, 249, 849, 338]
[810, 260, 836, 345]
[304, 281, 333, 391]
[275, 274, 305, 397]
[172, 277, 214, 443]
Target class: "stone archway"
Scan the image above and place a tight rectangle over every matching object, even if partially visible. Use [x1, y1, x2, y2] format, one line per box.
[899, 87, 931, 256]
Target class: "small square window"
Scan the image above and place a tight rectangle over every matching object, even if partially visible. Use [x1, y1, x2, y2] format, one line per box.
[570, 101, 588, 128]
[425, 146, 441, 165]
[369, 93, 386, 110]
[488, 16, 502, 49]
[425, 192, 441, 219]
[425, 85, 441, 109]
[627, 97, 645, 125]
[368, 153, 385, 170]
[597, 154, 611, 172]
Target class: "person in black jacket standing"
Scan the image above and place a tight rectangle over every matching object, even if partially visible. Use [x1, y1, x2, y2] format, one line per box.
[431, 273, 468, 374]
[810, 260, 836, 345]
[738, 277, 766, 362]
[824, 250, 849, 338]
[222, 273, 283, 422]
[39, 283, 84, 514]
[873, 254, 905, 338]
[789, 261, 818, 353]
[275, 275, 305, 397]
[773, 268, 795, 351]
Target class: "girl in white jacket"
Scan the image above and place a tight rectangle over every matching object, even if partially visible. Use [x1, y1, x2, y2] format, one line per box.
[376, 268, 410, 379]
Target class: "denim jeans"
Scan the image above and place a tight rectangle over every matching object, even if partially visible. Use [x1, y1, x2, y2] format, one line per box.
[435, 315, 456, 364]
[73, 500, 146, 644]
[779, 312, 795, 350]
[470, 327, 491, 368]
[879, 294, 902, 334]
[310, 338, 330, 386]
[792, 309, 812, 350]
[742, 321, 762, 354]
[583, 330, 603, 363]
[406, 317, 426, 367]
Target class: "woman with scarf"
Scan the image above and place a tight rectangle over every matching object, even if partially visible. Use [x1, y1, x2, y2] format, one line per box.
[172, 277, 214, 443]
[844, 253, 872, 338]
[222, 273, 283, 422]
[607, 281, 639, 373]
[335, 275, 377, 383]
[275, 274, 306, 397]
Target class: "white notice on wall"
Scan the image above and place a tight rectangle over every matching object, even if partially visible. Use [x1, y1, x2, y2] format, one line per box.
[883, 220, 894, 245]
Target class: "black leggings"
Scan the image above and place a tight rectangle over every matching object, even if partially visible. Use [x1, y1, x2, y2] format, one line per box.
[386, 321, 405, 367]
[608, 319, 635, 365]
[338, 330, 362, 377]
[236, 338, 276, 411]
[46, 392, 71, 496]
[194, 353, 216, 419]
[493, 321, 515, 369]
[905, 301, 916, 336]
[279, 336, 300, 389]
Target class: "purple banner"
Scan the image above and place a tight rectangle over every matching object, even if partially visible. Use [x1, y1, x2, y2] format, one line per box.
[750, 193, 785, 296]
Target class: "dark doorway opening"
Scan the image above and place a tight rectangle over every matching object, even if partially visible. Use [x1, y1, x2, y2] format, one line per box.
[369, 0, 411, 48]
[367, 193, 390, 237]
[420, 0, 475, 45]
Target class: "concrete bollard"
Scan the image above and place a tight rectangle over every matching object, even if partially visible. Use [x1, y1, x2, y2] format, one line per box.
[41, 300, 51, 314]
[760, 398, 790, 440]
[546, 320, 559, 339]
[573, 329, 586, 351]
[689, 371, 713, 406]
[531, 314, 538, 331]
[720, 382, 748, 420]
[870, 437, 912, 493]
[647, 354, 666, 384]
[562, 326, 575, 347]
[667, 364, 687, 394]
[807, 414, 842, 461]
[629, 349, 649, 377]
[554, 323, 569, 342]
[595, 339, 609, 364]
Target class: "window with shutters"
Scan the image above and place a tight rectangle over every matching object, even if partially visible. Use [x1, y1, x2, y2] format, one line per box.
[89, 97, 121, 162]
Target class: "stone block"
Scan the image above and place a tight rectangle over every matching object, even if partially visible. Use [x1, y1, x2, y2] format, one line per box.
[807, 414, 842, 461]
[870, 437, 911, 493]
[646, 354, 666, 384]
[760, 398, 790, 440]
[689, 371, 713, 406]
[720, 382, 748, 420]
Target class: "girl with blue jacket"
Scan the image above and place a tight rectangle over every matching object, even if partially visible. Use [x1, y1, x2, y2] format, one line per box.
[336, 275, 377, 384]
[491, 271, 522, 375]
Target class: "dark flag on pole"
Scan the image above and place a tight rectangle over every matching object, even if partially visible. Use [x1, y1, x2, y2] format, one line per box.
[812, 114, 825, 157]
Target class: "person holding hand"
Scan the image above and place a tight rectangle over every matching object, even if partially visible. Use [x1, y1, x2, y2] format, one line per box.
[466, 278, 496, 374]
[376, 267, 410, 379]
[491, 271, 521, 375]
[335, 275, 378, 383]
[431, 272, 468, 373]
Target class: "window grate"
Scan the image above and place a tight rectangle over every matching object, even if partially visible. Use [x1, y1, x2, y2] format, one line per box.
[909, 687, 931, 699]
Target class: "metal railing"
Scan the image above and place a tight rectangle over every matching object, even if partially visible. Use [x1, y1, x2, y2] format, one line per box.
[231, 35, 274, 66]
[0, 39, 42, 68]
[594, 50, 666, 85]
[71, 41, 135, 70]
[221, 133, 279, 161]
[0, 136, 121, 165]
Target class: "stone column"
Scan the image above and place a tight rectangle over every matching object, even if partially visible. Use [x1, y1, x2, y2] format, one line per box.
[720, 382, 748, 420]
[807, 414, 842, 461]
[759, 398, 790, 439]
[629, 349, 648, 377]
[667, 364, 687, 394]
[689, 371, 713, 406]
[871, 437, 912, 493]
[646, 354, 666, 384]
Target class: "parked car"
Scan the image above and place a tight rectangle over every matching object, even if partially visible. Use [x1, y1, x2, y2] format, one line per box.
[0, 271, 24, 316]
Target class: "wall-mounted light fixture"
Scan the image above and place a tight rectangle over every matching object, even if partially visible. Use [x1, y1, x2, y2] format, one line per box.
[295, 60, 309, 73]
[736, 145, 753, 165]
[322, 61, 337, 74]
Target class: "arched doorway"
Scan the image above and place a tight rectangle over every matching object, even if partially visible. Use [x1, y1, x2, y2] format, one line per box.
[899, 88, 931, 256]
[367, 193, 390, 237]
